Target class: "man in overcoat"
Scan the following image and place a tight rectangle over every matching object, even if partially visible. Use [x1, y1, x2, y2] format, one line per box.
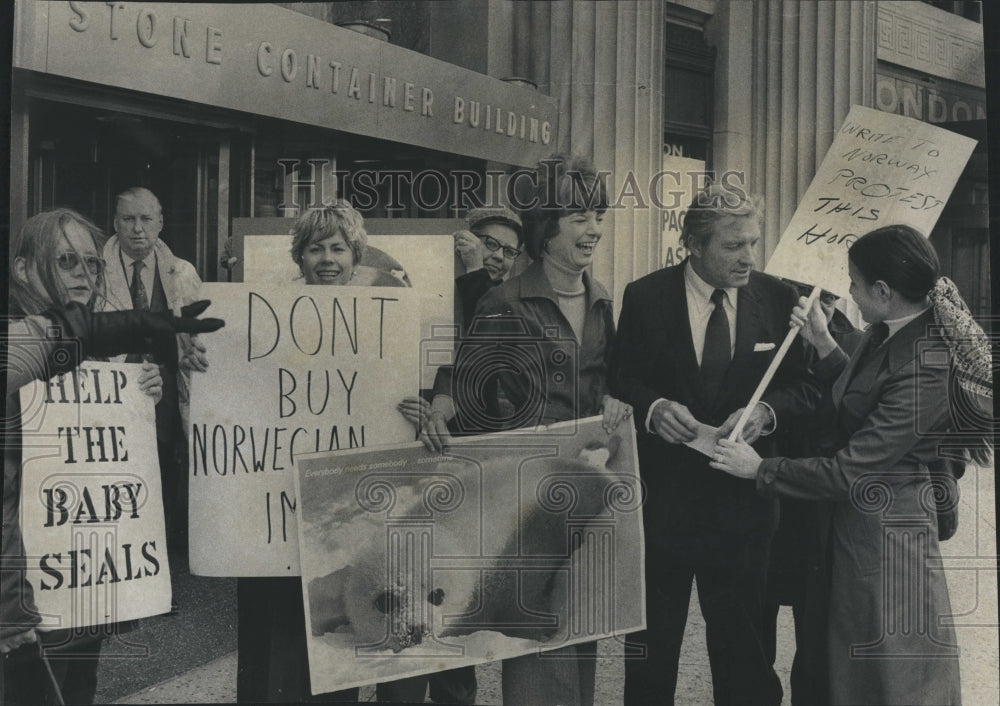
[102, 187, 205, 573]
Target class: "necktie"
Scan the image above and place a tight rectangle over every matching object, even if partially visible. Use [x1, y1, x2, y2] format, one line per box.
[130, 260, 150, 311]
[127, 261, 150, 364]
[701, 288, 731, 402]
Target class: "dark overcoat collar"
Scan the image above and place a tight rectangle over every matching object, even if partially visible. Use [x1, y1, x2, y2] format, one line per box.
[833, 308, 936, 406]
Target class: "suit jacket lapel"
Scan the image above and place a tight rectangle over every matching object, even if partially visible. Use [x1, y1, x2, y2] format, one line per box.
[833, 326, 888, 406]
[102, 238, 133, 312]
[153, 242, 180, 312]
[659, 266, 702, 406]
[732, 285, 763, 364]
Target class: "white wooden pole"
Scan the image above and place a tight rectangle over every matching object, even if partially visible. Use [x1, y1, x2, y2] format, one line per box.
[728, 285, 822, 441]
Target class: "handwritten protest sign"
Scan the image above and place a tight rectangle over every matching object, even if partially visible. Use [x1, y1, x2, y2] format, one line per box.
[241, 232, 454, 387]
[293, 417, 645, 693]
[188, 283, 419, 576]
[719, 107, 976, 444]
[764, 105, 977, 297]
[19, 362, 171, 628]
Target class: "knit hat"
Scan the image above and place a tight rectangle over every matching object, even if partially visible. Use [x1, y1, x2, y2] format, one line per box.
[467, 207, 523, 240]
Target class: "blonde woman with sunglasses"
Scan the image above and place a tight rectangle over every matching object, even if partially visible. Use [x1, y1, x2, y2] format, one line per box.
[5, 208, 173, 704]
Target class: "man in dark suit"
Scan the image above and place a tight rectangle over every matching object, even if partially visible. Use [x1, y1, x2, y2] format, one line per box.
[610, 185, 819, 706]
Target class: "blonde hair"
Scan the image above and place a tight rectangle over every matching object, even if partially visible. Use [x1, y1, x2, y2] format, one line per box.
[290, 200, 367, 270]
[11, 208, 107, 315]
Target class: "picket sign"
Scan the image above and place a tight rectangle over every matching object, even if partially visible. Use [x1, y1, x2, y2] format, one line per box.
[727, 286, 821, 442]
[19, 361, 171, 628]
[727, 105, 977, 443]
[187, 283, 419, 576]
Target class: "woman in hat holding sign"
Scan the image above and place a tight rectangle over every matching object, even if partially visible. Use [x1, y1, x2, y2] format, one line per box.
[711, 224, 991, 705]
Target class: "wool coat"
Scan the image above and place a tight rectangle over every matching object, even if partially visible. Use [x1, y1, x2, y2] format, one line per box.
[757, 309, 962, 705]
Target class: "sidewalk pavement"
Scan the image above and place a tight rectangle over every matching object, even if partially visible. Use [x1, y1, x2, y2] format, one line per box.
[113, 465, 997, 705]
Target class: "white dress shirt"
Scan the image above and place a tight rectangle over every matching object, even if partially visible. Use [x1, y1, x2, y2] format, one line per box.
[684, 261, 738, 365]
[119, 248, 157, 303]
[645, 262, 776, 436]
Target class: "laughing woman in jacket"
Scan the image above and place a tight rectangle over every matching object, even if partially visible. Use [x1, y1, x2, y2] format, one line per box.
[464, 154, 631, 706]
[712, 225, 991, 705]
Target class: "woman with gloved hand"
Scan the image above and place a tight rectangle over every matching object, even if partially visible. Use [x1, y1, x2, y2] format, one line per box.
[2, 208, 223, 706]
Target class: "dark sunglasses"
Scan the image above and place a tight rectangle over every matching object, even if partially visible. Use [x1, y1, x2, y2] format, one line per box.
[793, 283, 839, 306]
[478, 233, 521, 260]
[56, 252, 106, 276]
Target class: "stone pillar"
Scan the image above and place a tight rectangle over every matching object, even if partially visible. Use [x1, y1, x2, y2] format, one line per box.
[488, 0, 666, 311]
[710, 0, 876, 262]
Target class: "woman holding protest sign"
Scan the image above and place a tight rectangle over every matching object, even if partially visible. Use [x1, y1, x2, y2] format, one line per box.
[3, 208, 223, 706]
[438, 154, 630, 706]
[711, 224, 991, 705]
[237, 200, 431, 704]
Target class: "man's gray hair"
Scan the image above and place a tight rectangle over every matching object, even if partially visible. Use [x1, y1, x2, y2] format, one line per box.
[115, 186, 163, 216]
[679, 184, 761, 251]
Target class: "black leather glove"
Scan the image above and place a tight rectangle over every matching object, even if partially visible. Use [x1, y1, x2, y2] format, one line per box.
[42, 300, 225, 376]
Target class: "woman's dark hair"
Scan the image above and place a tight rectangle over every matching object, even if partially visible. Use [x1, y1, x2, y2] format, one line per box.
[512, 154, 609, 261]
[848, 224, 941, 303]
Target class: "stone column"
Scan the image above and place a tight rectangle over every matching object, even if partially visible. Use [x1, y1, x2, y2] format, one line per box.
[710, 0, 876, 261]
[489, 0, 666, 310]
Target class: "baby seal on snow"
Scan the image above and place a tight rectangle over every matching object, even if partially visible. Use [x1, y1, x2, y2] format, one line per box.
[308, 439, 625, 652]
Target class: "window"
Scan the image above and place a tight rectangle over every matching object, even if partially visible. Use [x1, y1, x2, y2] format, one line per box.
[919, 1, 982, 23]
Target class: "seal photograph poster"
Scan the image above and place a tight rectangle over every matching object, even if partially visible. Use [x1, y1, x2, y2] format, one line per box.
[293, 417, 645, 693]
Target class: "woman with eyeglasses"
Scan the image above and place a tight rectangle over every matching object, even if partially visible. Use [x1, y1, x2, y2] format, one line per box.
[398, 207, 524, 453]
[3, 208, 223, 705]
[712, 225, 991, 705]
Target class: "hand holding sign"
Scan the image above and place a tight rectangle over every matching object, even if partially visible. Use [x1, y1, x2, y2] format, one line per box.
[791, 296, 839, 358]
[721, 106, 977, 445]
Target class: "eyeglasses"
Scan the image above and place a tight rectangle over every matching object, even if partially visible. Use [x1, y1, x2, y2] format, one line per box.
[478, 234, 521, 260]
[56, 252, 106, 276]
